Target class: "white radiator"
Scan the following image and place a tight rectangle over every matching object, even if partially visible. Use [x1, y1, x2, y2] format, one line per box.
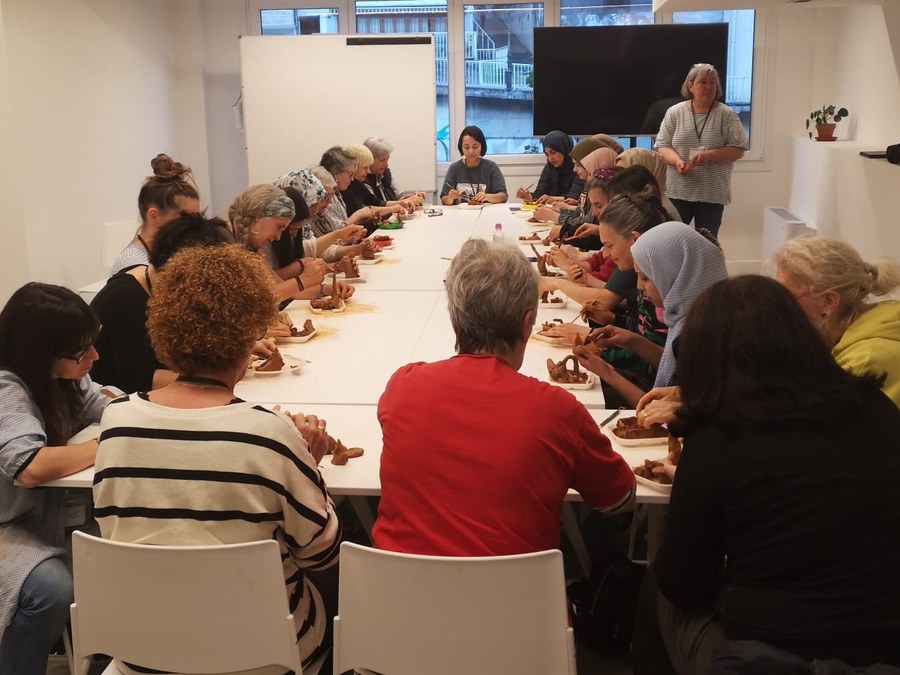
[762, 207, 815, 261]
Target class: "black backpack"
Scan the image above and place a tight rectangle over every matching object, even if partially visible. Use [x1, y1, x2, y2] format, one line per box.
[570, 553, 646, 656]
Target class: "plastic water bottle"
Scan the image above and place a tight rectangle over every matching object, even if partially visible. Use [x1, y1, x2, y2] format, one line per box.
[493, 222, 503, 242]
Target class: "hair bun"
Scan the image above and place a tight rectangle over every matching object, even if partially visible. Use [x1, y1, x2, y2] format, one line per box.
[150, 153, 192, 181]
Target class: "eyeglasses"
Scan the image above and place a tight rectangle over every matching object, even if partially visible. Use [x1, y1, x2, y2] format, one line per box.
[64, 345, 94, 365]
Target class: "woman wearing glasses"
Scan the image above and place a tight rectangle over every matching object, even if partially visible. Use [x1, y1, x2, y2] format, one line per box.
[655, 63, 748, 237]
[0, 283, 121, 673]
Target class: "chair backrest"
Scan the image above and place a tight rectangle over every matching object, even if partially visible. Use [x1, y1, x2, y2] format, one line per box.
[334, 542, 576, 675]
[70, 531, 303, 675]
[100, 220, 138, 277]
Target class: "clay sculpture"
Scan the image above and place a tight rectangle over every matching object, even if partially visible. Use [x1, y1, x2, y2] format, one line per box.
[546, 355, 588, 384]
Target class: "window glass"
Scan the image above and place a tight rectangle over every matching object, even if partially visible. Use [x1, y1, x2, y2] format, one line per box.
[560, 0, 652, 26]
[356, 0, 451, 161]
[260, 8, 340, 35]
[673, 9, 755, 140]
[462, 3, 543, 155]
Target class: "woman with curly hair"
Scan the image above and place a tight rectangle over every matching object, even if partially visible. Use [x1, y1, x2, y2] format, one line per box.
[93, 244, 341, 672]
[228, 184, 354, 304]
[0, 283, 120, 673]
[109, 153, 201, 276]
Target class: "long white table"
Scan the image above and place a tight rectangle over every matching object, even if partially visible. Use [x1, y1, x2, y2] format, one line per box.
[55, 204, 671, 567]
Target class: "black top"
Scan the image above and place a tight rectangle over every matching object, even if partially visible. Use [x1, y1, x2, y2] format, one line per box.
[341, 179, 380, 217]
[533, 158, 576, 200]
[364, 169, 399, 203]
[655, 387, 900, 666]
[90, 268, 160, 394]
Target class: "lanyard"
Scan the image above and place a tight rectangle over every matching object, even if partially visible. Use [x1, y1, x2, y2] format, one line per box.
[690, 101, 712, 143]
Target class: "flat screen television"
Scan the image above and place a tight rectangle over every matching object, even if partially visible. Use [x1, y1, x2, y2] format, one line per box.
[532, 24, 729, 137]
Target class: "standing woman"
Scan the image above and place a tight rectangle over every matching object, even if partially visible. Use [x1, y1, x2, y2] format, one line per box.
[516, 130, 575, 203]
[441, 125, 507, 205]
[109, 153, 201, 276]
[655, 64, 748, 237]
[0, 283, 120, 673]
[631, 221, 728, 386]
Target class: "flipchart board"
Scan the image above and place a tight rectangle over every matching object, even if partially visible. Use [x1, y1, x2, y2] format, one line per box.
[239, 35, 437, 193]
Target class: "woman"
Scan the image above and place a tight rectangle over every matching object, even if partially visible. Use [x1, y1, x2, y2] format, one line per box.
[109, 153, 201, 276]
[633, 275, 900, 674]
[91, 214, 234, 393]
[93, 244, 341, 672]
[271, 169, 368, 268]
[772, 236, 900, 407]
[229, 184, 353, 304]
[0, 283, 120, 673]
[320, 146, 380, 235]
[363, 136, 425, 206]
[441, 125, 507, 205]
[516, 130, 575, 203]
[535, 147, 618, 240]
[571, 189, 670, 407]
[631, 221, 727, 387]
[341, 144, 411, 219]
[655, 63, 749, 237]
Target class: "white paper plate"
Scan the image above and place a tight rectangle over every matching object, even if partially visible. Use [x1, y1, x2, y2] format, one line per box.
[247, 357, 304, 377]
[527, 217, 552, 226]
[548, 372, 596, 390]
[358, 256, 383, 265]
[374, 244, 395, 250]
[606, 422, 670, 447]
[309, 297, 346, 313]
[634, 474, 672, 494]
[276, 329, 317, 344]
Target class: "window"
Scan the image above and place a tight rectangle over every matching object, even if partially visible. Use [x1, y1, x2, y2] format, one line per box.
[260, 8, 340, 34]
[461, 3, 542, 155]
[355, 0, 451, 160]
[560, 0, 652, 26]
[673, 10, 755, 140]
[251, 2, 761, 159]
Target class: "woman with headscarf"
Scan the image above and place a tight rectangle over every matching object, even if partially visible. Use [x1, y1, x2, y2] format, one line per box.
[516, 130, 575, 203]
[271, 169, 368, 269]
[535, 146, 619, 242]
[631, 221, 728, 387]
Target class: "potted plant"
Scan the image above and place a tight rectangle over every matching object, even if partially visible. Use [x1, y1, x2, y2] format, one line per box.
[807, 105, 849, 141]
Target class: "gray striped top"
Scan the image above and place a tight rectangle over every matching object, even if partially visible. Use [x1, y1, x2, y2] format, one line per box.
[655, 101, 749, 205]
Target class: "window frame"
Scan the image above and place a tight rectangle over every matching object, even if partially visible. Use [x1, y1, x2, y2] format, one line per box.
[248, 1, 768, 168]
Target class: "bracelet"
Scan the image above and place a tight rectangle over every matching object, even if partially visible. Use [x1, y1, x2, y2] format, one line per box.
[295, 277, 305, 292]
[296, 259, 305, 275]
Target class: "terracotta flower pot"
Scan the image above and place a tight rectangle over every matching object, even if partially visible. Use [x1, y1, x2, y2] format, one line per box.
[815, 123, 837, 141]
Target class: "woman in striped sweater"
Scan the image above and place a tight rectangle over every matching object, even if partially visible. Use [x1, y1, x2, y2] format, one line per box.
[93, 244, 341, 673]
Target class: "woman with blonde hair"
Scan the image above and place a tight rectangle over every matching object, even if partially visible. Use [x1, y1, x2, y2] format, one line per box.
[773, 236, 900, 407]
[341, 143, 411, 221]
[94, 244, 340, 672]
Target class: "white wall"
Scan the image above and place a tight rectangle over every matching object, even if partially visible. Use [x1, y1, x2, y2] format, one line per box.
[0, 0, 30, 301]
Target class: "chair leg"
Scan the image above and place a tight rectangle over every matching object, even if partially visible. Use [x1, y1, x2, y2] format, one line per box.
[62, 628, 75, 675]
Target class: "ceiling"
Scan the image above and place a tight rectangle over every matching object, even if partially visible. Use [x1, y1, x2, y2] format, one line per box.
[652, 0, 885, 12]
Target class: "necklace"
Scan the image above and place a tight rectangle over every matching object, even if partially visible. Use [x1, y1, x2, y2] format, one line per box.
[136, 233, 150, 252]
[174, 375, 232, 391]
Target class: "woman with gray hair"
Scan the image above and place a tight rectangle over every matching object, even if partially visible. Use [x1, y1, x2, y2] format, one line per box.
[319, 146, 380, 234]
[655, 63, 748, 237]
[772, 236, 900, 407]
[373, 238, 634, 556]
[363, 136, 425, 206]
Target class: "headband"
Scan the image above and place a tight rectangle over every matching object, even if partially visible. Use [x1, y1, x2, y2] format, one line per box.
[260, 195, 296, 220]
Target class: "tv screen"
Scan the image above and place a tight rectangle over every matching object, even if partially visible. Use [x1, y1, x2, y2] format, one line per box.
[533, 24, 729, 137]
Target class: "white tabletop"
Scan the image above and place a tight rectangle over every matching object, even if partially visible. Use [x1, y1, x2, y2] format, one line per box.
[50, 408, 669, 508]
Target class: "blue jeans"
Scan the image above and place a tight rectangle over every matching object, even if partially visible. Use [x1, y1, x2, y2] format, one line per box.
[0, 556, 73, 675]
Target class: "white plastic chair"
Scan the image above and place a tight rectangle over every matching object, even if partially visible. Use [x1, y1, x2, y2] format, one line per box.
[69, 531, 307, 675]
[334, 542, 577, 675]
[99, 220, 138, 278]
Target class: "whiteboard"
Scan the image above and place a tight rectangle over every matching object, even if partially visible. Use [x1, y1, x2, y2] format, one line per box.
[239, 35, 437, 193]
